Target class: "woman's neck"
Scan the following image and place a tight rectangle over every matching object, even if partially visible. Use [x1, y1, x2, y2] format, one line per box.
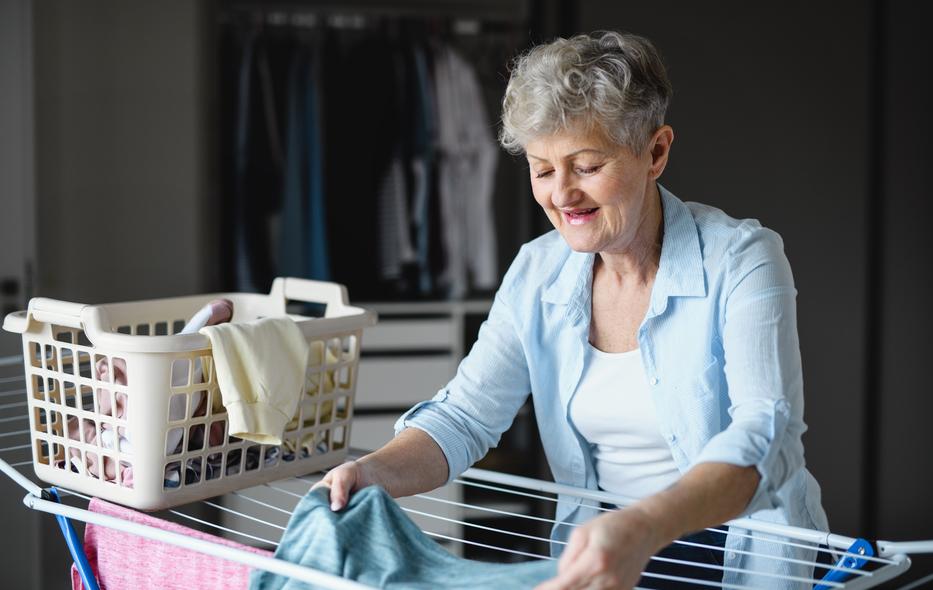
[597, 184, 664, 286]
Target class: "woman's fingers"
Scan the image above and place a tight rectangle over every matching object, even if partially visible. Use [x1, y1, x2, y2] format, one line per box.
[535, 555, 596, 590]
[558, 528, 590, 574]
[310, 461, 360, 511]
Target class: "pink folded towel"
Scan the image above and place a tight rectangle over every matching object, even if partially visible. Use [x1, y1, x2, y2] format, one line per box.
[71, 497, 272, 590]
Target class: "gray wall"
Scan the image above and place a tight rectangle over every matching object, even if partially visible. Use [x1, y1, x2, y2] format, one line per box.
[33, 0, 214, 304]
[877, 0, 933, 579]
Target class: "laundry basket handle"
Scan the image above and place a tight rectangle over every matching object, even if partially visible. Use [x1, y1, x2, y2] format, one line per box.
[29, 298, 88, 330]
[271, 277, 350, 312]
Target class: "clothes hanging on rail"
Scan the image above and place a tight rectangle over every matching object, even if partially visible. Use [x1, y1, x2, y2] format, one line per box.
[249, 485, 557, 590]
[221, 20, 504, 300]
[280, 35, 331, 282]
[70, 497, 272, 590]
[432, 44, 499, 297]
[224, 27, 292, 294]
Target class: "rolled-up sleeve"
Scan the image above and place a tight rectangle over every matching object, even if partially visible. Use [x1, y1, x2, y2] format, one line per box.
[393, 274, 532, 484]
[693, 225, 807, 514]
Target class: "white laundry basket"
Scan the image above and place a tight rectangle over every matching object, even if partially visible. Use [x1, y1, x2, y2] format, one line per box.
[1, 278, 376, 511]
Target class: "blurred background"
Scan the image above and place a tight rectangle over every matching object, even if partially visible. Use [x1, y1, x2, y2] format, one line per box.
[1, 0, 931, 587]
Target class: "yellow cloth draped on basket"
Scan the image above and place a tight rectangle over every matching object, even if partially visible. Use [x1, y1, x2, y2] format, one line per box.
[200, 317, 309, 445]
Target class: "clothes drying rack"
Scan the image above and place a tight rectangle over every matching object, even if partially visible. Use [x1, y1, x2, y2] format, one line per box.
[0, 354, 930, 590]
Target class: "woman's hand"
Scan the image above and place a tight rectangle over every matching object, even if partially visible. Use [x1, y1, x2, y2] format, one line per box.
[310, 460, 372, 511]
[535, 507, 666, 590]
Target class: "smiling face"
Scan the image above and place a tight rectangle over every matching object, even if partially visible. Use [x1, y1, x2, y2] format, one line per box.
[525, 127, 669, 255]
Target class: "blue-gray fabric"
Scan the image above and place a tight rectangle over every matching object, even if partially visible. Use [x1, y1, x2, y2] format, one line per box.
[250, 486, 556, 589]
[394, 185, 829, 587]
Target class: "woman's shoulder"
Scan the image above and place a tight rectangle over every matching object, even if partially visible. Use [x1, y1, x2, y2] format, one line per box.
[681, 198, 788, 269]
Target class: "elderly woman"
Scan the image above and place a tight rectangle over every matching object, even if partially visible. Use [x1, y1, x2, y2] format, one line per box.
[318, 31, 828, 589]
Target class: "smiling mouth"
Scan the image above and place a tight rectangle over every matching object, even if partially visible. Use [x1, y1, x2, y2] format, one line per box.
[562, 207, 600, 225]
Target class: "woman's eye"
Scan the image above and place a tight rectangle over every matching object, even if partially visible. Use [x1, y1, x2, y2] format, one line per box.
[575, 165, 601, 175]
[534, 170, 554, 179]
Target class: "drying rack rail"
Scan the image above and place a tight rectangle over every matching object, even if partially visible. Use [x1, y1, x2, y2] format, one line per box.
[1, 354, 931, 589]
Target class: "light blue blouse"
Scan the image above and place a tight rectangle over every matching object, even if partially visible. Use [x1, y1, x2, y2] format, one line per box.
[395, 185, 829, 587]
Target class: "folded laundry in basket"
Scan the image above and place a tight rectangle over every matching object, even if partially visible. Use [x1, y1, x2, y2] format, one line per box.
[70, 497, 272, 590]
[200, 317, 310, 446]
[249, 486, 557, 590]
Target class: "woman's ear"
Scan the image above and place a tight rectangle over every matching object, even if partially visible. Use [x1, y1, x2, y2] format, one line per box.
[648, 125, 674, 180]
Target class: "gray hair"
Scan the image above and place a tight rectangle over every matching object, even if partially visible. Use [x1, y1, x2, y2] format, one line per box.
[499, 31, 672, 155]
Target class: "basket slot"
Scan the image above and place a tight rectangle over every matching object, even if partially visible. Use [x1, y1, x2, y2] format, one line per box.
[168, 394, 188, 422]
[206, 453, 223, 480]
[166, 427, 184, 455]
[188, 424, 205, 452]
[171, 359, 190, 388]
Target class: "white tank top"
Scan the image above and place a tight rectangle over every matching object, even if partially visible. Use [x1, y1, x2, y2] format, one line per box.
[569, 345, 682, 502]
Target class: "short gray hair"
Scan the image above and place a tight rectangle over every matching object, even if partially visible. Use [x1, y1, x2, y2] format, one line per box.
[499, 31, 672, 155]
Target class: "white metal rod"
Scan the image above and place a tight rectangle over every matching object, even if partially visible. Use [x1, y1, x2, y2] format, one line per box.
[650, 555, 843, 588]
[293, 474, 888, 568]
[401, 506, 562, 546]
[674, 539, 867, 575]
[0, 457, 43, 497]
[265, 481, 305, 499]
[878, 540, 933, 556]
[230, 490, 296, 515]
[417, 491, 873, 569]
[455, 476, 879, 568]
[0, 355, 23, 367]
[422, 529, 554, 561]
[0, 388, 26, 398]
[461, 467, 857, 550]
[0, 443, 32, 453]
[24, 494, 372, 590]
[834, 554, 912, 590]
[0, 415, 28, 424]
[413, 492, 561, 525]
[244, 481, 867, 579]
[167, 507, 280, 548]
[403, 506, 846, 586]
[0, 400, 28, 410]
[201, 499, 287, 531]
[0, 375, 26, 384]
[454, 477, 572, 505]
[0, 429, 30, 438]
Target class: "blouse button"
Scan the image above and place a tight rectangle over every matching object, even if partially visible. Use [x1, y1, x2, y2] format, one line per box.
[650, 376, 659, 385]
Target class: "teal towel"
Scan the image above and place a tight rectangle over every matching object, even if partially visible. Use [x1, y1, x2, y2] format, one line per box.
[250, 485, 556, 589]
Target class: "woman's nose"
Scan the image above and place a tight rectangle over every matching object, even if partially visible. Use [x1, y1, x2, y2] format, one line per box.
[551, 173, 581, 208]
